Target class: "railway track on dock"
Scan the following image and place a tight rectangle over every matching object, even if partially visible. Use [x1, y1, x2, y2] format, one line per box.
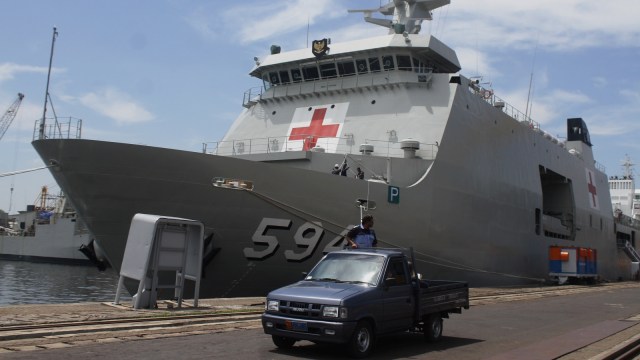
[469, 282, 640, 305]
[0, 310, 264, 353]
[1, 282, 639, 355]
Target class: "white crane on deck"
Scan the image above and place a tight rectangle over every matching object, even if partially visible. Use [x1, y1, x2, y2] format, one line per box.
[0, 93, 25, 142]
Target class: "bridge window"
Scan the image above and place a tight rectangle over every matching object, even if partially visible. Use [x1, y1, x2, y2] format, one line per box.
[338, 60, 356, 76]
[382, 55, 395, 70]
[413, 57, 433, 74]
[302, 64, 319, 81]
[269, 71, 280, 85]
[369, 57, 381, 72]
[356, 59, 368, 74]
[279, 70, 291, 85]
[319, 62, 337, 79]
[262, 74, 272, 90]
[291, 68, 302, 83]
[397, 55, 412, 71]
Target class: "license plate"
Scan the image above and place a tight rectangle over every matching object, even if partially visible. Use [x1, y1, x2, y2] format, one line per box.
[285, 320, 308, 332]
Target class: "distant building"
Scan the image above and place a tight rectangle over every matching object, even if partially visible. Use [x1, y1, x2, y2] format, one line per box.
[0, 209, 8, 228]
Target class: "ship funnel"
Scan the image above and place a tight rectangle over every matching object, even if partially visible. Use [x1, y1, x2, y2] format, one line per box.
[359, 144, 374, 155]
[400, 139, 420, 158]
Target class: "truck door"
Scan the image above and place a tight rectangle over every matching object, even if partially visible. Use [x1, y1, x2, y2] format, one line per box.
[380, 258, 414, 333]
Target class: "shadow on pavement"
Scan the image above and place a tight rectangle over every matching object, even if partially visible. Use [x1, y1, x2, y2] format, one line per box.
[268, 333, 484, 359]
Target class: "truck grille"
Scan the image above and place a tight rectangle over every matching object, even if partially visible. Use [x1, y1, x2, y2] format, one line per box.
[278, 300, 322, 317]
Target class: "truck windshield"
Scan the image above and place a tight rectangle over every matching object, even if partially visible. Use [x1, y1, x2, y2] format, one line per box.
[305, 253, 385, 286]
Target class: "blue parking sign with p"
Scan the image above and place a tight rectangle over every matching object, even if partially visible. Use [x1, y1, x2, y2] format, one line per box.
[388, 186, 400, 204]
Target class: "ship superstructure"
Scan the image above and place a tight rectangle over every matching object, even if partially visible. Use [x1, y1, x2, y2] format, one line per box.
[32, 0, 640, 297]
[609, 155, 639, 220]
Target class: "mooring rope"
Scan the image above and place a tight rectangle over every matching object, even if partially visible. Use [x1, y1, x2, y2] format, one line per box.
[0, 165, 54, 178]
[241, 186, 545, 282]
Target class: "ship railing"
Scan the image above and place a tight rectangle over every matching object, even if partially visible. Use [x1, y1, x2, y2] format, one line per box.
[614, 212, 640, 230]
[203, 135, 438, 159]
[467, 82, 540, 130]
[467, 84, 613, 171]
[32, 117, 83, 140]
[242, 87, 263, 108]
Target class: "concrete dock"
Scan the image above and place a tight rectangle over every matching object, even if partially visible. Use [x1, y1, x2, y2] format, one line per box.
[1, 283, 639, 359]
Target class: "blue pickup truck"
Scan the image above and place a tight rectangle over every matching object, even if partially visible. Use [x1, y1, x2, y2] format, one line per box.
[261, 248, 469, 358]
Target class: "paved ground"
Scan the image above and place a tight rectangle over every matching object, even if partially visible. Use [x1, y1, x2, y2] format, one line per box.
[0, 297, 265, 327]
[1, 283, 639, 359]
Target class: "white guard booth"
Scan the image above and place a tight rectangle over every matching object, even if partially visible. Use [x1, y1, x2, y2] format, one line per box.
[114, 214, 204, 309]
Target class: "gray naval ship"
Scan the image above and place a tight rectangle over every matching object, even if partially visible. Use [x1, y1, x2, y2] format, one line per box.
[32, 0, 640, 297]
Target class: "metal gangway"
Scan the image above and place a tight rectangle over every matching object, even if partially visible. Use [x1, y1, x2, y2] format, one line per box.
[114, 214, 204, 309]
[624, 240, 640, 263]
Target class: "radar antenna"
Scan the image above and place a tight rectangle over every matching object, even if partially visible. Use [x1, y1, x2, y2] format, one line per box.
[348, 0, 450, 34]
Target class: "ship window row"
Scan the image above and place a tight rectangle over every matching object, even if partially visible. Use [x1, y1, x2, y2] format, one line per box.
[262, 54, 433, 89]
[610, 182, 633, 190]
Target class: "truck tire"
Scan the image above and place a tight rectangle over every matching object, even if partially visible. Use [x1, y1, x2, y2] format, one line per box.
[272, 335, 296, 349]
[348, 321, 374, 358]
[424, 314, 443, 342]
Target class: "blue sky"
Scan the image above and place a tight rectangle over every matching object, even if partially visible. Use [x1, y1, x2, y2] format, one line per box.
[1, 0, 639, 213]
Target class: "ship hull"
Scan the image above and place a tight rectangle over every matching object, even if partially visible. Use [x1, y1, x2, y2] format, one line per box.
[32, 128, 634, 297]
[0, 216, 92, 265]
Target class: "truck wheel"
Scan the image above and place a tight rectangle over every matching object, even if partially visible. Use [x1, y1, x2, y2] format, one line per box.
[348, 321, 374, 358]
[272, 335, 295, 349]
[424, 314, 443, 342]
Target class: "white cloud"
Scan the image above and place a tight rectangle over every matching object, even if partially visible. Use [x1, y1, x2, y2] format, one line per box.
[542, 89, 591, 105]
[620, 89, 640, 102]
[455, 47, 499, 78]
[9, 100, 43, 131]
[588, 97, 640, 136]
[592, 77, 607, 88]
[224, 0, 346, 44]
[443, 0, 640, 52]
[184, 7, 219, 41]
[77, 88, 154, 125]
[0, 63, 52, 82]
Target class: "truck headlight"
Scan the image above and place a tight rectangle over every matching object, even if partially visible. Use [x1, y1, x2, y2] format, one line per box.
[267, 300, 279, 311]
[323, 306, 348, 319]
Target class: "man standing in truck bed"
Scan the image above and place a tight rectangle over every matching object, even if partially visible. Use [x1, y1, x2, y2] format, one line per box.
[346, 214, 377, 248]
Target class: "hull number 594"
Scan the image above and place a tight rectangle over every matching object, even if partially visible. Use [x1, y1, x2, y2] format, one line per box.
[243, 217, 353, 262]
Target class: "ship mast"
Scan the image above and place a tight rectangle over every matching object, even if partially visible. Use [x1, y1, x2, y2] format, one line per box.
[622, 154, 635, 179]
[39, 27, 58, 140]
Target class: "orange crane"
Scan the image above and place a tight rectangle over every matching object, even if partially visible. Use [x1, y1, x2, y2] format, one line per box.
[0, 93, 25, 142]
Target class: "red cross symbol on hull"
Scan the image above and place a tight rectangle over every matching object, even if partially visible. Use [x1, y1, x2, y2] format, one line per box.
[289, 108, 340, 151]
[587, 171, 598, 208]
